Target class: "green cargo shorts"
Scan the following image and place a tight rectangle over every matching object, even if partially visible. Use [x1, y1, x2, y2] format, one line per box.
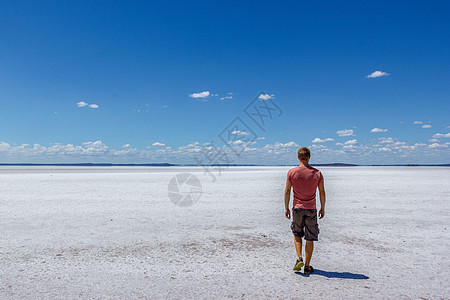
[291, 208, 319, 241]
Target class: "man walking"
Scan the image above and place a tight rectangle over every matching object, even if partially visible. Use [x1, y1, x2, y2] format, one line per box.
[284, 147, 326, 274]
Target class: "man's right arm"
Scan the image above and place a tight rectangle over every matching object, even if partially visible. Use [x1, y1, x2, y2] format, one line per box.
[284, 179, 292, 219]
[318, 181, 326, 219]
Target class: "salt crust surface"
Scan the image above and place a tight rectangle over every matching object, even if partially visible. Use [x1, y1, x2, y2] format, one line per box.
[1, 166, 449, 299]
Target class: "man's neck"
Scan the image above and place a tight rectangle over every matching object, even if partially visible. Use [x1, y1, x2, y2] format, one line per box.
[299, 161, 310, 168]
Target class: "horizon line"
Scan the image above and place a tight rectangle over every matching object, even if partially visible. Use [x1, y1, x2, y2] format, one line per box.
[0, 163, 449, 167]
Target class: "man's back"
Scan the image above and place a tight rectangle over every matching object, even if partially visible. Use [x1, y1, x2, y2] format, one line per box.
[287, 166, 323, 209]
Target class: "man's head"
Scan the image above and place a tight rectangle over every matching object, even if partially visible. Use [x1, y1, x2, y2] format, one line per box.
[297, 147, 311, 161]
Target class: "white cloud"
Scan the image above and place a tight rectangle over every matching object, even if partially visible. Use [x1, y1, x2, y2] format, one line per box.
[271, 141, 299, 147]
[337, 129, 355, 137]
[231, 130, 249, 136]
[152, 142, 165, 146]
[1, 137, 449, 165]
[189, 91, 210, 98]
[81, 140, 109, 154]
[186, 142, 200, 147]
[428, 143, 447, 149]
[256, 137, 265, 140]
[344, 139, 358, 145]
[378, 137, 396, 144]
[0, 141, 11, 151]
[366, 71, 390, 78]
[258, 93, 274, 100]
[371, 128, 388, 133]
[432, 133, 450, 138]
[77, 101, 99, 109]
[220, 96, 233, 100]
[422, 125, 432, 128]
[413, 121, 423, 124]
[228, 140, 247, 146]
[312, 138, 334, 143]
[282, 141, 298, 147]
[429, 139, 439, 143]
[393, 141, 408, 146]
[9, 140, 112, 157]
[342, 144, 356, 150]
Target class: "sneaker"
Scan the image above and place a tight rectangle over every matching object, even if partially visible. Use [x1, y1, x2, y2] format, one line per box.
[293, 258, 304, 271]
[304, 265, 314, 275]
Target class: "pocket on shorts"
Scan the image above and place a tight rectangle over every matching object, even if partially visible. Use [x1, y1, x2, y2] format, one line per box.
[307, 209, 317, 215]
[291, 221, 300, 234]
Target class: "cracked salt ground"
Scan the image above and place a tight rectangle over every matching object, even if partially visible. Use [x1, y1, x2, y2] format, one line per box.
[0, 166, 449, 299]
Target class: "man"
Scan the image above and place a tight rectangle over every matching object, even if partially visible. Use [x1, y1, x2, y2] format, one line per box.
[284, 147, 326, 275]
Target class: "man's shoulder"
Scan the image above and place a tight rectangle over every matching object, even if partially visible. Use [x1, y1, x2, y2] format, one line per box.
[309, 166, 321, 172]
[291, 166, 321, 172]
[288, 166, 322, 175]
[310, 167, 324, 181]
[309, 167, 323, 178]
[288, 166, 301, 173]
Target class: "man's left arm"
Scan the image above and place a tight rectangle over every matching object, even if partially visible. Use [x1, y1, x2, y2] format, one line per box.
[284, 180, 292, 219]
[318, 180, 326, 219]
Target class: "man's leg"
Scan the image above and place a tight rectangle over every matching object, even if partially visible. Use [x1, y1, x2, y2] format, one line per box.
[305, 240, 314, 266]
[294, 236, 302, 257]
[292, 235, 305, 270]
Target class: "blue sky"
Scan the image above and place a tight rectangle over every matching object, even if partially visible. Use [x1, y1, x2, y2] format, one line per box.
[0, 0, 449, 164]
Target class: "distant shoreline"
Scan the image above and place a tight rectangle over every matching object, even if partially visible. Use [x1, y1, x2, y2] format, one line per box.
[0, 163, 449, 167]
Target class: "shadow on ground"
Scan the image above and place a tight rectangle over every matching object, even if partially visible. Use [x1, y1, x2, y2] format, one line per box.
[295, 269, 369, 279]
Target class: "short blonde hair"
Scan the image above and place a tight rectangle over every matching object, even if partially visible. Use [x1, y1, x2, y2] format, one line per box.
[297, 147, 311, 160]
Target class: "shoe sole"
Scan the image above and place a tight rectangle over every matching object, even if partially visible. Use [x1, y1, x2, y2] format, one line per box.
[293, 261, 304, 271]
